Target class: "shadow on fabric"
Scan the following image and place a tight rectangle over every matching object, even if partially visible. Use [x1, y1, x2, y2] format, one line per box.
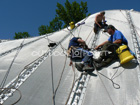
[121, 60, 138, 69]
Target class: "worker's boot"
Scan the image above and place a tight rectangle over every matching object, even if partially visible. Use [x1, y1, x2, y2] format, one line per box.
[83, 64, 94, 72]
[75, 62, 84, 71]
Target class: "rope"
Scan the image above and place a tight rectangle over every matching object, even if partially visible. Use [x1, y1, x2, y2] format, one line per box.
[93, 67, 126, 105]
[97, 70, 120, 89]
[44, 35, 57, 43]
[52, 55, 68, 102]
[0, 39, 25, 88]
[44, 31, 70, 104]
[40, 20, 118, 105]
[51, 29, 74, 104]
[64, 22, 83, 105]
[0, 26, 72, 105]
[50, 11, 139, 105]
[6, 37, 51, 105]
[50, 50, 55, 105]
[66, 27, 75, 37]
[64, 15, 99, 105]
[51, 35, 69, 102]
[64, 25, 77, 105]
[0, 39, 25, 105]
[91, 27, 120, 104]
[82, 21, 118, 105]
[51, 15, 92, 105]
[96, 71, 115, 105]
[0, 35, 53, 104]
[0, 88, 22, 105]
[62, 14, 127, 105]
[11, 88, 22, 105]
[78, 24, 82, 37]
[65, 63, 76, 105]
[64, 17, 95, 105]
[85, 29, 93, 42]
[92, 38, 122, 90]
[7, 36, 51, 91]
[112, 68, 126, 80]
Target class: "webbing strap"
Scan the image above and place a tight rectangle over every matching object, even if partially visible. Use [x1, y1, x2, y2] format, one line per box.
[121, 48, 129, 53]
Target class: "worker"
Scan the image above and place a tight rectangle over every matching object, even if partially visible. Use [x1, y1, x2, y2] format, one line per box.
[68, 37, 94, 71]
[93, 25, 128, 69]
[94, 11, 106, 34]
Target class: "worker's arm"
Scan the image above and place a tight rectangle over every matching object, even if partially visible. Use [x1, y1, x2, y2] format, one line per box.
[95, 40, 108, 50]
[69, 60, 73, 66]
[77, 38, 89, 49]
[113, 39, 122, 44]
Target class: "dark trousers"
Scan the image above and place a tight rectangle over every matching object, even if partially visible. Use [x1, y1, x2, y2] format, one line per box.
[100, 42, 120, 67]
[71, 48, 93, 65]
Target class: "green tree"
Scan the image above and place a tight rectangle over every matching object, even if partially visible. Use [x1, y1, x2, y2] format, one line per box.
[38, 0, 90, 35]
[56, 0, 90, 27]
[49, 15, 63, 31]
[38, 25, 47, 35]
[38, 16, 63, 35]
[14, 32, 30, 39]
[46, 25, 53, 33]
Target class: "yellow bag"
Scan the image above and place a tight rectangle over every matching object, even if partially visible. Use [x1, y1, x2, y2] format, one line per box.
[116, 45, 134, 64]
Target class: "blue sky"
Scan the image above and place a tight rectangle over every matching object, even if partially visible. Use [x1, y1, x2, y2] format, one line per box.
[0, 0, 140, 39]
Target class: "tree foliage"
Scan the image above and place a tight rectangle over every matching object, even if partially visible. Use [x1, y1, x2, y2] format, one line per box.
[38, 16, 62, 35]
[56, 0, 90, 26]
[14, 32, 30, 39]
[49, 15, 63, 31]
[38, 25, 48, 35]
[38, 0, 90, 35]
